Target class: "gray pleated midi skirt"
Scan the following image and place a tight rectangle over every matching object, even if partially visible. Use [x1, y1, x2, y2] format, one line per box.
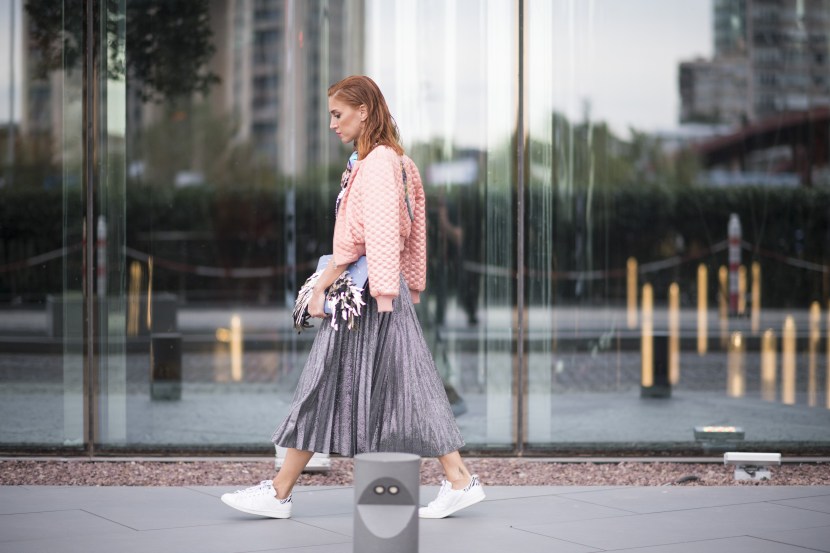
[271, 276, 465, 458]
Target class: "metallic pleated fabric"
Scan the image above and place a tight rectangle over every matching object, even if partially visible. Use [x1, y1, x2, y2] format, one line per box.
[271, 276, 465, 458]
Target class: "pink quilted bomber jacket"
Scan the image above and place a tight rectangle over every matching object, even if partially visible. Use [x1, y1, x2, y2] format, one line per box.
[332, 145, 426, 312]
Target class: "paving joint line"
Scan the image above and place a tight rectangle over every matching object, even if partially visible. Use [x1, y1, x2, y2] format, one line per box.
[747, 534, 830, 553]
[0, 507, 86, 516]
[79, 507, 141, 532]
[291, 517, 354, 538]
[767, 500, 830, 516]
[508, 524, 607, 551]
[595, 534, 791, 552]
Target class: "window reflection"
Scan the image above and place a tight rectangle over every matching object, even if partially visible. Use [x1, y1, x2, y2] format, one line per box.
[0, 0, 828, 453]
[527, 0, 830, 449]
[366, 0, 516, 448]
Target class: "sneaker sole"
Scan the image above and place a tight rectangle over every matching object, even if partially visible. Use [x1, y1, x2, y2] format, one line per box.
[220, 495, 292, 519]
[419, 487, 486, 519]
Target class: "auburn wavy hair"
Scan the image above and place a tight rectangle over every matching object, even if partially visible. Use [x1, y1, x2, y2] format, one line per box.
[328, 75, 404, 159]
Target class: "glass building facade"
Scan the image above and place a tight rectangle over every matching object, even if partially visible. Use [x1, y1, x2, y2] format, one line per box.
[1, 0, 829, 455]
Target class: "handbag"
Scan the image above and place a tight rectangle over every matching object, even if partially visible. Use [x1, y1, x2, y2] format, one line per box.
[293, 255, 368, 332]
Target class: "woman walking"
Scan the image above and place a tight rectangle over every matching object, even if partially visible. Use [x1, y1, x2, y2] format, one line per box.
[221, 75, 484, 520]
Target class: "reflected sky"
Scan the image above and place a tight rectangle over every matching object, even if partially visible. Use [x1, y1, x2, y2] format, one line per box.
[551, 0, 711, 136]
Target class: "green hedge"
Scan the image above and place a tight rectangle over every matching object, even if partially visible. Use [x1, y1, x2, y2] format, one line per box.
[1, 183, 827, 307]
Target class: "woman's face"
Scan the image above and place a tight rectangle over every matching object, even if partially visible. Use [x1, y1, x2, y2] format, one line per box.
[329, 95, 365, 145]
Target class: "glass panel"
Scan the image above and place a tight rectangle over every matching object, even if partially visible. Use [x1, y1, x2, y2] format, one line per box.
[91, 0, 517, 451]
[0, 0, 85, 447]
[366, 0, 516, 448]
[94, 0, 364, 449]
[526, 0, 830, 451]
[98, 0, 127, 444]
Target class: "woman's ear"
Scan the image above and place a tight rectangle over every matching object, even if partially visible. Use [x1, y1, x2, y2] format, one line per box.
[359, 104, 368, 122]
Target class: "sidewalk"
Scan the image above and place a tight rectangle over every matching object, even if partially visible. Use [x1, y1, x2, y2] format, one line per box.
[2, 484, 829, 552]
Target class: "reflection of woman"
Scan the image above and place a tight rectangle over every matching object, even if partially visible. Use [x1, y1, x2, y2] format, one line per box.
[221, 76, 484, 520]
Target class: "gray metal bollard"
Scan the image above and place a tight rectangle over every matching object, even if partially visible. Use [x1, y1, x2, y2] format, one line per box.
[354, 452, 420, 553]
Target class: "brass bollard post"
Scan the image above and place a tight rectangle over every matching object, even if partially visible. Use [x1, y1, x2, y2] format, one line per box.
[738, 264, 747, 316]
[727, 332, 745, 398]
[641, 283, 654, 388]
[808, 302, 820, 407]
[669, 283, 680, 385]
[697, 264, 708, 355]
[751, 262, 761, 333]
[627, 258, 638, 329]
[231, 314, 244, 382]
[719, 266, 729, 347]
[761, 329, 777, 402]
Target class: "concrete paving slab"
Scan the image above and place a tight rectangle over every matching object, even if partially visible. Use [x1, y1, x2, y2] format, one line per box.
[0, 519, 349, 553]
[0, 509, 134, 544]
[0, 486, 35, 510]
[477, 485, 623, 501]
[558, 485, 830, 514]
[249, 546, 352, 553]
[748, 526, 830, 552]
[0, 487, 219, 521]
[513, 502, 830, 550]
[472, 493, 634, 523]
[770, 493, 830, 515]
[604, 535, 828, 552]
[422, 517, 602, 553]
[289, 486, 631, 538]
[80, 488, 238, 530]
[293, 513, 353, 538]
[3, 485, 830, 553]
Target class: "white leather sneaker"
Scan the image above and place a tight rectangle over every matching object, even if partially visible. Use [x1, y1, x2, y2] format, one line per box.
[220, 480, 293, 519]
[419, 474, 485, 519]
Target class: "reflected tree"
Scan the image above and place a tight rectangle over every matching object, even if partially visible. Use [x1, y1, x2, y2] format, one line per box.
[25, 0, 219, 101]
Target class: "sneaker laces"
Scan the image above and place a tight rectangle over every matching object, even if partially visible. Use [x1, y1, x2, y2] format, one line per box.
[427, 480, 454, 508]
[234, 480, 274, 495]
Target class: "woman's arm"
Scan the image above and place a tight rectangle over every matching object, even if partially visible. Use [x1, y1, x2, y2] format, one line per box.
[308, 257, 348, 318]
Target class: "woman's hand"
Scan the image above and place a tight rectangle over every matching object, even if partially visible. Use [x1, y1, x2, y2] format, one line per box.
[308, 286, 328, 318]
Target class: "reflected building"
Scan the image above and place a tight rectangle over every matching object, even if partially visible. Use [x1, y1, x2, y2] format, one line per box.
[679, 57, 750, 125]
[19, 7, 75, 171]
[749, 0, 830, 117]
[220, 0, 363, 173]
[209, 0, 364, 173]
[680, 0, 830, 124]
[714, 0, 748, 57]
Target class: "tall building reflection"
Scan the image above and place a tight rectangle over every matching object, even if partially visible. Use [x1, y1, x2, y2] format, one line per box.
[231, 0, 364, 173]
[215, 0, 362, 171]
[14, 0, 365, 185]
[681, 0, 830, 186]
[682, 0, 830, 125]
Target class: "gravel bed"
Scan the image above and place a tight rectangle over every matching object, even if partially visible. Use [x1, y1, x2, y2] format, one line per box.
[2, 458, 830, 487]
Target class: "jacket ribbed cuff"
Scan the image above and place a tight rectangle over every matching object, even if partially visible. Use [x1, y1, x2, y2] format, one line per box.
[375, 295, 395, 312]
[410, 290, 421, 304]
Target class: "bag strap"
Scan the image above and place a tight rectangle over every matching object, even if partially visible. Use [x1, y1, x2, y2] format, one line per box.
[401, 159, 414, 222]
